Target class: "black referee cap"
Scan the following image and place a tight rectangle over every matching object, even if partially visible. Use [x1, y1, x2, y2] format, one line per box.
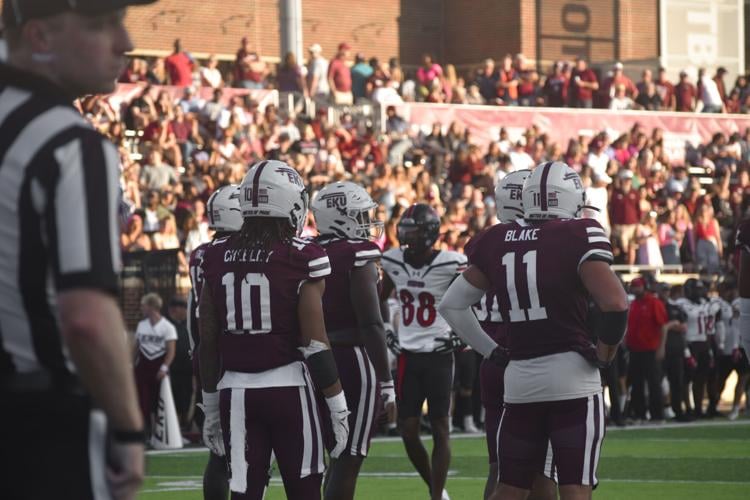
[3, 0, 158, 27]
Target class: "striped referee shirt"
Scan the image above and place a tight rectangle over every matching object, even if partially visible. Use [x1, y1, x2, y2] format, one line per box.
[0, 63, 121, 382]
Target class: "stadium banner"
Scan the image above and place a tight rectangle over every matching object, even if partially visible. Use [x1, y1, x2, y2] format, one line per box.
[393, 102, 750, 163]
[659, 0, 745, 82]
[107, 84, 278, 113]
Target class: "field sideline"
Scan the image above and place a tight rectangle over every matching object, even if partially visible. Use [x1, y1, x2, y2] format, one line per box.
[140, 420, 750, 499]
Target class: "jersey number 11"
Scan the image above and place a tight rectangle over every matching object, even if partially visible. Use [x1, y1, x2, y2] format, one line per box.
[502, 251, 548, 322]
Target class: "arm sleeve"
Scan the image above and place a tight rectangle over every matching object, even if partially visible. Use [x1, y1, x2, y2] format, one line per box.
[48, 131, 121, 295]
[437, 274, 497, 358]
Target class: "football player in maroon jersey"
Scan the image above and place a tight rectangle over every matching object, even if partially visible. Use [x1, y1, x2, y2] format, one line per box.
[311, 181, 393, 500]
[199, 160, 350, 499]
[188, 185, 243, 500]
[472, 170, 556, 500]
[440, 161, 628, 500]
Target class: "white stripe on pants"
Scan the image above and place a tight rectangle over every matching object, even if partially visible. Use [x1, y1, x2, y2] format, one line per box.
[581, 393, 605, 486]
[229, 389, 248, 493]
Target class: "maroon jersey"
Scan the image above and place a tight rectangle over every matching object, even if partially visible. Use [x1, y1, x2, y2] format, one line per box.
[188, 242, 210, 352]
[466, 218, 613, 360]
[201, 235, 331, 373]
[316, 237, 381, 334]
[466, 228, 507, 346]
[736, 219, 750, 253]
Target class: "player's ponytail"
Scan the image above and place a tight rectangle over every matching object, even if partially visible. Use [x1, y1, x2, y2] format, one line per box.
[232, 217, 295, 251]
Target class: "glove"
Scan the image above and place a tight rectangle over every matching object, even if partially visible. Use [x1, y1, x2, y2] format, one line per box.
[434, 334, 466, 354]
[385, 324, 401, 356]
[487, 345, 510, 368]
[199, 391, 225, 456]
[685, 355, 697, 370]
[379, 380, 396, 407]
[326, 392, 350, 459]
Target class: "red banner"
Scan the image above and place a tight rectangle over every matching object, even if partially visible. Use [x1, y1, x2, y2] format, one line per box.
[394, 103, 750, 164]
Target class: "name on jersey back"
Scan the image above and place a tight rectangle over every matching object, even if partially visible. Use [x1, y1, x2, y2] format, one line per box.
[224, 248, 274, 263]
[505, 228, 540, 242]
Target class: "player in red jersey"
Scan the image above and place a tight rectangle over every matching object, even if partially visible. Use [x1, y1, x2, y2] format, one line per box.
[199, 160, 350, 499]
[736, 220, 750, 358]
[440, 161, 628, 500]
[188, 184, 242, 500]
[472, 170, 556, 500]
[311, 181, 394, 500]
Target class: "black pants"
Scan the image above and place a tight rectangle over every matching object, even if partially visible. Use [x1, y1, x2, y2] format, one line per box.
[1, 389, 107, 500]
[628, 350, 664, 420]
[604, 352, 623, 422]
[664, 331, 686, 417]
[686, 341, 714, 415]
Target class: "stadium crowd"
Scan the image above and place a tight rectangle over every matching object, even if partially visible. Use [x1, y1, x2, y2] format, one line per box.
[118, 37, 750, 113]
[101, 37, 750, 435]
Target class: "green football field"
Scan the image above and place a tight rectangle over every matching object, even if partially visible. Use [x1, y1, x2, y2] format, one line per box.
[140, 421, 750, 499]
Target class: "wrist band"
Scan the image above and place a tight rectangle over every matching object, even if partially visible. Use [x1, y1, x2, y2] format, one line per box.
[112, 429, 146, 443]
[159, 364, 169, 373]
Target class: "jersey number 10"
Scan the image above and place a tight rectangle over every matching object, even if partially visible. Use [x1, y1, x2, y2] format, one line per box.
[221, 273, 272, 333]
[502, 250, 548, 322]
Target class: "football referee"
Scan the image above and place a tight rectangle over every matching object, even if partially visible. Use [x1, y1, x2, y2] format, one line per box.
[0, 1, 156, 500]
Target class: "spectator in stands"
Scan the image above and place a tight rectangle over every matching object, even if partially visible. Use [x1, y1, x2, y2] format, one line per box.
[351, 53, 374, 101]
[610, 169, 641, 263]
[509, 140, 534, 170]
[465, 83, 483, 104]
[328, 42, 353, 104]
[610, 83, 635, 110]
[694, 203, 723, 274]
[200, 54, 223, 89]
[626, 276, 667, 423]
[171, 105, 201, 162]
[276, 52, 306, 95]
[636, 69, 653, 98]
[515, 53, 538, 106]
[713, 67, 728, 103]
[306, 43, 330, 101]
[496, 54, 518, 106]
[657, 210, 681, 265]
[585, 171, 612, 235]
[636, 82, 663, 110]
[234, 37, 268, 89]
[700, 69, 726, 113]
[119, 57, 147, 83]
[543, 61, 568, 107]
[603, 61, 638, 107]
[569, 56, 598, 108]
[416, 53, 443, 100]
[675, 70, 697, 111]
[164, 39, 194, 87]
[655, 67, 676, 110]
[475, 58, 498, 103]
[121, 214, 153, 252]
[140, 149, 178, 191]
[636, 211, 664, 266]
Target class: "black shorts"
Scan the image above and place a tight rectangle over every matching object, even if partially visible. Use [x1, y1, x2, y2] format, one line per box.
[396, 351, 454, 419]
[1, 389, 109, 500]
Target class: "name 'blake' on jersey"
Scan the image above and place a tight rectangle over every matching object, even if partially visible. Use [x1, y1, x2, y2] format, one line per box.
[381, 248, 467, 352]
[200, 236, 331, 374]
[467, 217, 614, 360]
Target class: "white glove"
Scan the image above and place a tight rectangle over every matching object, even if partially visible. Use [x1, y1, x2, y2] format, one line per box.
[200, 391, 225, 457]
[379, 380, 396, 407]
[326, 392, 350, 459]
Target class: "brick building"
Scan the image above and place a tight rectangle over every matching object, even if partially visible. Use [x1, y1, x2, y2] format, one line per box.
[91, 0, 659, 70]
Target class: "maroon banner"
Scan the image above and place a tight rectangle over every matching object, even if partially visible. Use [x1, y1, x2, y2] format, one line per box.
[394, 103, 750, 164]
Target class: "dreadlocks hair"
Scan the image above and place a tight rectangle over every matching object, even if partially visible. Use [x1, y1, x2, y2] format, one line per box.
[232, 217, 296, 251]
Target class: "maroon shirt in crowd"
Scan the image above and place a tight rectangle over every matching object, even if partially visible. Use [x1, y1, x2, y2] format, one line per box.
[675, 82, 697, 111]
[609, 188, 641, 225]
[164, 52, 193, 87]
[328, 57, 352, 92]
[571, 68, 597, 102]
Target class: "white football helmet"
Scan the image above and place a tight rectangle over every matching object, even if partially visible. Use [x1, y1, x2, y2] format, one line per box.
[311, 182, 384, 239]
[495, 169, 531, 223]
[207, 184, 243, 232]
[522, 161, 585, 220]
[239, 160, 309, 235]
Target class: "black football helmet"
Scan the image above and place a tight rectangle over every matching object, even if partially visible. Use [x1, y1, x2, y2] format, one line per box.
[683, 278, 707, 303]
[397, 204, 440, 258]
